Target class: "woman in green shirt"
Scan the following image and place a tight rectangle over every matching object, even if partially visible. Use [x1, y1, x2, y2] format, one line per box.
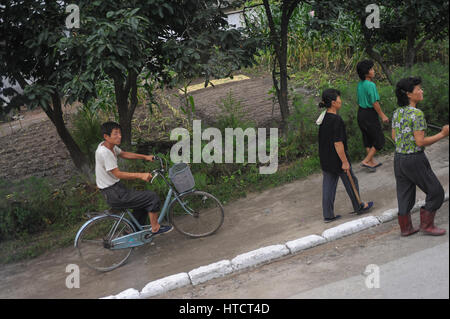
[392, 77, 449, 236]
[356, 60, 389, 172]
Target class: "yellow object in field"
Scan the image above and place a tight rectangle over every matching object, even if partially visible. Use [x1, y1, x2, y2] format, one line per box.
[179, 75, 250, 94]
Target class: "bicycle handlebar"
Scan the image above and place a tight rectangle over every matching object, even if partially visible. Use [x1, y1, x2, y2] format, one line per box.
[149, 155, 165, 184]
[153, 155, 164, 170]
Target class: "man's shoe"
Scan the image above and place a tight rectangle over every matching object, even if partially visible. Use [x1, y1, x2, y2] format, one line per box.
[398, 213, 419, 237]
[419, 207, 446, 236]
[151, 225, 174, 236]
[356, 202, 374, 215]
[324, 215, 341, 223]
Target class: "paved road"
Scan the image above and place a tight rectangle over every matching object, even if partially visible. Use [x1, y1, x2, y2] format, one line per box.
[290, 241, 449, 299]
[161, 201, 449, 299]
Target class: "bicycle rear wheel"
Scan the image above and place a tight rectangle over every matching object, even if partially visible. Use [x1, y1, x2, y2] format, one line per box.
[75, 215, 135, 272]
[169, 191, 224, 238]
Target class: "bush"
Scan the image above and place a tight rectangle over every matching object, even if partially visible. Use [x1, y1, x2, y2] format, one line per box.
[70, 107, 103, 165]
[0, 177, 107, 241]
[391, 62, 449, 126]
[279, 94, 319, 162]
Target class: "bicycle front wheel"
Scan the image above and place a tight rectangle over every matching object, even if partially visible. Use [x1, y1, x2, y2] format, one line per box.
[75, 215, 135, 272]
[169, 191, 224, 238]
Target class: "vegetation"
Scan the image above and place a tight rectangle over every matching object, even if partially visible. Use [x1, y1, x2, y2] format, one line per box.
[0, 0, 448, 263]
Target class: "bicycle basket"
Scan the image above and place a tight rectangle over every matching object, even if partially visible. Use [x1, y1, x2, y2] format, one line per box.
[169, 163, 195, 193]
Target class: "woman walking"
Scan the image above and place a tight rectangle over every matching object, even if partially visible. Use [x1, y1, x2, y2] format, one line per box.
[392, 77, 449, 236]
[317, 89, 373, 223]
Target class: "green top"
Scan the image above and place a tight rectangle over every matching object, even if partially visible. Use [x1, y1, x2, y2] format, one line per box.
[392, 106, 427, 154]
[357, 80, 380, 108]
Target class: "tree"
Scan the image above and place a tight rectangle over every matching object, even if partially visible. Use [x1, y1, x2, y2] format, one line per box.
[309, 0, 449, 84]
[260, 0, 303, 133]
[64, 0, 260, 145]
[0, 1, 90, 174]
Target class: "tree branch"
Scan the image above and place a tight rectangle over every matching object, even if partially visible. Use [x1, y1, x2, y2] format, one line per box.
[287, 0, 302, 20]
[262, 0, 281, 57]
[414, 24, 447, 53]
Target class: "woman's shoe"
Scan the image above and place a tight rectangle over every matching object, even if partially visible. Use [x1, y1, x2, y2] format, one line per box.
[356, 202, 374, 215]
[324, 215, 342, 223]
[419, 208, 446, 236]
[397, 213, 419, 236]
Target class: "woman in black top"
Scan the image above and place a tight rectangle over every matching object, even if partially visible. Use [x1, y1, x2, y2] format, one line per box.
[317, 89, 373, 222]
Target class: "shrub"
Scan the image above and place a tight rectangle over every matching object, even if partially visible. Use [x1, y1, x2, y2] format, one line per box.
[0, 177, 106, 241]
[70, 106, 103, 165]
[391, 62, 449, 126]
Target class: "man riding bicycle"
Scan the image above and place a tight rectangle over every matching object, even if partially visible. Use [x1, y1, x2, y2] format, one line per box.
[95, 121, 172, 236]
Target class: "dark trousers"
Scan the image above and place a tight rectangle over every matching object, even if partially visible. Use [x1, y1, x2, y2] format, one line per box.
[394, 152, 444, 216]
[322, 168, 361, 219]
[357, 107, 385, 151]
[101, 182, 161, 225]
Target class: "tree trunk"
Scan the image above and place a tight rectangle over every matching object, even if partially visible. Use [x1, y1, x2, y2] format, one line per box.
[263, 0, 297, 135]
[366, 46, 394, 85]
[45, 94, 92, 178]
[405, 23, 417, 69]
[115, 91, 132, 146]
[113, 70, 139, 147]
[278, 13, 290, 134]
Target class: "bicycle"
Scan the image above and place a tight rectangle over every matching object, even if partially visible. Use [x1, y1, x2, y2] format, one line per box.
[74, 156, 225, 272]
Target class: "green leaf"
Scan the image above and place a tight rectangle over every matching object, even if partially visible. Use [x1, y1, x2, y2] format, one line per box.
[189, 95, 195, 112]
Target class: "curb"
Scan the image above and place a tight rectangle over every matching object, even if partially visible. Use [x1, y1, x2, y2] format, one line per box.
[231, 244, 290, 272]
[321, 216, 380, 241]
[101, 192, 449, 299]
[189, 260, 233, 286]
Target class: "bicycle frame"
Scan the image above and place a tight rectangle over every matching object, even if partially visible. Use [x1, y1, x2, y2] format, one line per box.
[75, 167, 196, 251]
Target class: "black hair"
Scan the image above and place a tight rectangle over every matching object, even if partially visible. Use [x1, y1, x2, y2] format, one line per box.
[395, 77, 422, 107]
[318, 88, 341, 108]
[101, 121, 121, 137]
[356, 60, 374, 81]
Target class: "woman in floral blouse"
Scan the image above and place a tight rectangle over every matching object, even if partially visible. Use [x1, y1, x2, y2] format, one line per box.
[392, 77, 449, 236]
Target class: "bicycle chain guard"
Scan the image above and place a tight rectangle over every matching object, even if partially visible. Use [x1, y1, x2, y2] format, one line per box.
[109, 229, 154, 249]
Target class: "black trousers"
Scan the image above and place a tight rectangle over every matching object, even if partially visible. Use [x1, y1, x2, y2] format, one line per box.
[101, 182, 161, 225]
[357, 107, 385, 151]
[322, 168, 362, 219]
[394, 152, 444, 216]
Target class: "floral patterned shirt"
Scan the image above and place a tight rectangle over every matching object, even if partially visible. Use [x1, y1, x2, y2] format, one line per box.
[392, 106, 427, 154]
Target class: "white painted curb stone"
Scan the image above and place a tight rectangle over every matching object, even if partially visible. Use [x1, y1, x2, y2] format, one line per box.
[114, 288, 141, 299]
[140, 273, 191, 298]
[188, 260, 233, 286]
[321, 216, 380, 241]
[285, 235, 326, 254]
[377, 208, 398, 223]
[231, 244, 290, 271]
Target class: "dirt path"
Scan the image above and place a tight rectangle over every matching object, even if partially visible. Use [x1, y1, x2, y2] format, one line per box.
[0, 140, 447, 299]
[186, 74, 313, 127]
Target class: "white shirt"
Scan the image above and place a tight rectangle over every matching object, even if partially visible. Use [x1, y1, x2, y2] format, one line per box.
[95, 142, 122, 189]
